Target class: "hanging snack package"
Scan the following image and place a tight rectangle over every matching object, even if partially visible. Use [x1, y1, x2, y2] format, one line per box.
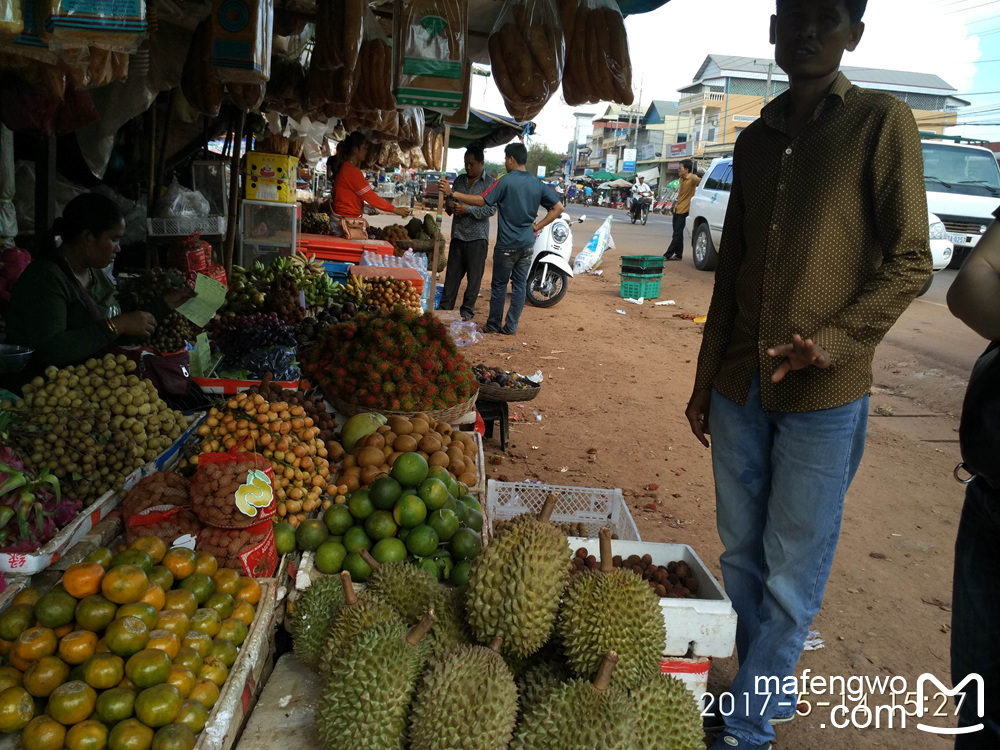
[0, 0, 23, 39]
[488, 0, 564, 122]
[311, 0, 363, 74]
[349, 5, 395, 111]
[393, 0, 467, 114]
[197, 519, 277, 576]
[444, 54, 471, 127]
[559, 0, 632, 105]
[190, 446, 276, 529]
[210, 0, 272, 84]
[44, 0, 147, 52]
[397, 106, 425, 149]
[4, 0, 55, 63]
[181, 18, 223, 117]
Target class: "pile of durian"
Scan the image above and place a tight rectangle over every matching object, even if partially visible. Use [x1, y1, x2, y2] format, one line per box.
[289, 495, 705, 750]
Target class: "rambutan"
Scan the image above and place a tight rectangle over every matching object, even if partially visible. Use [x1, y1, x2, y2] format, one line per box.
[390, 398, 402, 410]
[363, 395, 377, 406]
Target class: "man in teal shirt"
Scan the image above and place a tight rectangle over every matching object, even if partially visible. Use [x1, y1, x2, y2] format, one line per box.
[441, 143, 564, 334]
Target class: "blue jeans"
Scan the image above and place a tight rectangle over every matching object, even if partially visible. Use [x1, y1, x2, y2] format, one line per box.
[951, 477, 1000, 748]
[710, 375, 868, 745]
[487, 246, 532, 334]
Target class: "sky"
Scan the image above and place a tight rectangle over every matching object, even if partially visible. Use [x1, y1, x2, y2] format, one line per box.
[449, 0, 1000, 168]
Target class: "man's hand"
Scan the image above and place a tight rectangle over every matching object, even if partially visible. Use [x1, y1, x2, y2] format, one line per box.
[685, 388, 712, 448]
[452, 203, 467, 215]
[393, 206, 411, 217]
[767, 334, 831, 382]
[439, 179, 452, 197]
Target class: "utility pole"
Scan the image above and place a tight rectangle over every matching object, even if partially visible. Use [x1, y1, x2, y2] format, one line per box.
[764, 62, 774, 104]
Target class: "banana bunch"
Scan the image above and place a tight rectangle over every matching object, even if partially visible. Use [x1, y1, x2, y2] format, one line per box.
[345, 273, 366, 304]
[291, 250, 325, 278]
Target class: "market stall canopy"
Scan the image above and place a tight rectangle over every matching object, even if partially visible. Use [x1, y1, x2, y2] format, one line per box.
[597, 182, 613, 189]
[589, 170, 616, 181]
[440, 108, 536, 150]
[614, 172, 635, 181]
[637, 167, 660, 183]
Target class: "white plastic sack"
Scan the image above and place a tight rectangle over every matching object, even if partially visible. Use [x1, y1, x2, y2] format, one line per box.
[573, 216, 613, 275]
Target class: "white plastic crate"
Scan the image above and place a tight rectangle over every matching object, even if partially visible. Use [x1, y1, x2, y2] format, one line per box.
[147, 216, 227, 237]
[485, 481, 640, 542]
[568, 537, 736, 658]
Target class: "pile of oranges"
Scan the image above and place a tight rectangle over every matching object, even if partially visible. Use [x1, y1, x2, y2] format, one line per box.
[0, 536, 263, 750]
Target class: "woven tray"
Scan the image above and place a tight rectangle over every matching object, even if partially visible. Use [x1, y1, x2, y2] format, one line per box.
[478, 381, 541, 402]
[327, 390, 479, 423]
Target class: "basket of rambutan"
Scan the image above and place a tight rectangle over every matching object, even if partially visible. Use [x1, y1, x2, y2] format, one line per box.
[300, 307, 480, 422]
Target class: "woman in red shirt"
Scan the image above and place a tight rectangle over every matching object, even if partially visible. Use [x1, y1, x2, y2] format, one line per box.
[328, 132, 410, 233]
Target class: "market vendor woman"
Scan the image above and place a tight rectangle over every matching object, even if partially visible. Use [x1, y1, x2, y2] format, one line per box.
[5, 193, 190, 383]
[327, 131, 410, 233]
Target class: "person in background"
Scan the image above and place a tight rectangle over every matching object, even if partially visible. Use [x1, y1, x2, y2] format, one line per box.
[440, 146, 497, 322]
[947, 213, 1000, 749]
[584, 183, 593, 205]
[5, 194, 192, 387]
[327, 132, 410, 233]
[686, 1, 930, 748]
[405, 176, 418, 210]
[664, 159, 700, 260]
[441, 142, 563, 335]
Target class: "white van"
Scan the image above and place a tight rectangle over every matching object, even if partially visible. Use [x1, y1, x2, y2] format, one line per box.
[920, 135, 1000, 268]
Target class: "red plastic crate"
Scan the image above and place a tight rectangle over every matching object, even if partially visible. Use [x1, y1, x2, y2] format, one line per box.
[297, 234, 393, 263]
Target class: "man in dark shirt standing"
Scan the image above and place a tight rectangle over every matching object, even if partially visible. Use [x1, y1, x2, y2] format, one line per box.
[440, 146, 497, 321]
[441, 143, 564, 335]
[686, 2, 931, 748]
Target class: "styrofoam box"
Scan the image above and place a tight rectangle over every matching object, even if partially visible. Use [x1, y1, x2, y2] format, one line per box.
[661, 656, 711, 710]
[568, 537, 736, 658]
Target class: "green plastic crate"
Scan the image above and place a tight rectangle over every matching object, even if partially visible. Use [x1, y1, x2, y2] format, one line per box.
[620, 272, 662, 299]
[620, 255, 665, 269]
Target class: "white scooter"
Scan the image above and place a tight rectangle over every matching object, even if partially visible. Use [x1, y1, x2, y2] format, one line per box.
[525, 213, 586, 308]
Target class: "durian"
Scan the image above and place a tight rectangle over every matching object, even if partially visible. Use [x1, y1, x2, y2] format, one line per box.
[360, 549, 442, 624]
[516, 653, 572, 713]
[409, 637, 518, 750]
[290, 573, 346, 669]
[316, 611, 435, 750]
[557, 528, 664, 690]
[318, 572, 402, 681]
[425, 585, 472, 658]
[512, 652, 637, 750]
[465, 494, 570, 658]
[631, 674, 704, 750]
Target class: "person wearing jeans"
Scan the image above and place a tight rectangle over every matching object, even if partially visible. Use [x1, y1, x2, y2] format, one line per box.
[685, 1, 931, 748]
[664, 159, 700, 260]
[440, 142, 563, 335]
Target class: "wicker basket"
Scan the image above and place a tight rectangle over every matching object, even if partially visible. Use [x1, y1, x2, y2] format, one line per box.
[327, 390, 479, 423]
[478, 381, 541, 403]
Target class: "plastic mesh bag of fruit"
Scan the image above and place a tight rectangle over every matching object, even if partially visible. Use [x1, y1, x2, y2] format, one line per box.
[197, 519, 277, 576]
[190, 443, 275, 529]
[123, 471, 201, 546]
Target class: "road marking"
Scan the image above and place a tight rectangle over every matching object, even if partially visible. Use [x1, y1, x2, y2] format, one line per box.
[915, 299, 948, 308]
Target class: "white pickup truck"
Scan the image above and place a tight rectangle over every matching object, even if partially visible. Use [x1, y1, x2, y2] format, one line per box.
[689, 156, 954, 295]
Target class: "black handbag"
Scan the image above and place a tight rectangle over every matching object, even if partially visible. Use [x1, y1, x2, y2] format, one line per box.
[958, 341, 1000, 491]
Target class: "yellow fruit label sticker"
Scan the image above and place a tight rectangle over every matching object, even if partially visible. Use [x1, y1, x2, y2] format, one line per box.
[235, 469, 273, 517]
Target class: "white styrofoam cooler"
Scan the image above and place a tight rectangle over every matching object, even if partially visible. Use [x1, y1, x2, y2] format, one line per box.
[568, 537, 736, 659]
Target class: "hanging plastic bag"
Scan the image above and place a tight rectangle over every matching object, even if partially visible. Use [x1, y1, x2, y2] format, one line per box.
[559, 0, 632, 105]
[394, 0, 467, 114]
[350, 6, 395, 111]
[311, 0, 363, 74]
[156, 178, 211, 219]
[488, 0, 564, 122]
[0, 0, 23, 40]
[45, 0, 147, 53]
[397, 106, 425, 149]
[181, 18, 223, 117]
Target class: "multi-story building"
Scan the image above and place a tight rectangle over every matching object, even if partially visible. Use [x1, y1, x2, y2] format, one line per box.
[586, 104, 645, 173]
[675, 54, 969, 161]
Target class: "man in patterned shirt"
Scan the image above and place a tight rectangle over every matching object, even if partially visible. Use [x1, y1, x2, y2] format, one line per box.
[687, 2, 931, 748]
[440, 146, 497, 321]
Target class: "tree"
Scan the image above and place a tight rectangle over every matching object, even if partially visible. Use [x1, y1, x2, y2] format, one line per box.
[484, 161, 506, 180]
[525, 144, 563, 178]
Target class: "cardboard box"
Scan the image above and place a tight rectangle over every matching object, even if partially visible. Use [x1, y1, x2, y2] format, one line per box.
[245, 153, 298, 204]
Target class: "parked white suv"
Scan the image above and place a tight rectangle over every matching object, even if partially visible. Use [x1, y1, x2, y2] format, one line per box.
[689, 157, 953, 296]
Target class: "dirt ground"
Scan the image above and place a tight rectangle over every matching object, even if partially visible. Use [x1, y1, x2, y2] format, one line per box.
[379, 206, 976, 748]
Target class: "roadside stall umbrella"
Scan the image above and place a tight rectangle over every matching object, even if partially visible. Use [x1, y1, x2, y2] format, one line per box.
[666, 179, 680, 189]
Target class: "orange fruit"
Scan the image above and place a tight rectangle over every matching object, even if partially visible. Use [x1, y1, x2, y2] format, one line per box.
[75, 595, 118, 633]
[152, 722, 195, 750]
[236, 578, 261, 605]
[21, 714, 67, 750]
[82, 653, 125, 690]
[130, 537, 167, 565]
[115, 603, 159, 631]
[0, 603, 37, 641]
[199, 657, 227, 687]
[14, 627, 58, 663]
[160, 549, 196, 582]
[108, 718, 153, 750]
[193, 553, 217, 577]
[0, 665, 23, 692]
[47, 679, 97, 725]
[203, 593, 235, 620]
[175, 700, 208, 734]
[154, 611, 189, 641]
[118, 675, 138, 692]
[134, 684, 182, 728]
[180, 631, 212, 659]
[62, 563, 106, 599]
[95, 638, 111, 654]
[231, 601, 255, 627]
[162, 591, 197, 619]
[210, 569, 241, 597]
[217, 619, 248, 647]
[208, 639, 238, 669]
[65, 718, 109, 750]
[187, 678, 219, 709]
[96, 685, 136, 724]
[110, 550, 153, 576]
[164, 665, 195, 699]
[12, 588, 43, 608]
[188, 609, 221, 638]
[8, 649, 34, 672]
[146, 630, 181, 660]
[125, 649, 172, 689]
[58, 631, 99, 666]
[139, 583, 166, 612]
[102, 566, 150, 606]
[54, 623, 76, 639]
[0, 685, 34, 732]
[171, 649, 202, 677]
[104, 617, 149, 658]
[149, 566, 174, 592]
[84, 548, 114, 570]
[34, 590, 78, 630]
[176, 575, 214, 606]
[0, 638, 13, 657]
[23, 655, 70, 698]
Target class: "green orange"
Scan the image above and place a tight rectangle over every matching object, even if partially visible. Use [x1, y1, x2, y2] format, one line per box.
[75, 595, 118, 632]
[152, 723, 196, 750]
[134, 684, 183, 728]
[46, 679, 97, 725]
[104, 617, 149, 658]
[21, 715, 67, 750]
[95, 685, 136, 724]
[108, 718, 153, 750]
[102, 566, 150, 605]
[22, 655, 70, 698]
[65, 719, 109, 750]
[125, 649, 172, 689]
[115, 603, 159, 631]
[0, 685, 34, 732]
[34, 590, 77, 630]
[176, 574, 214, 606]
[175, 700, 208, 733]
[81, 653, 125, 690]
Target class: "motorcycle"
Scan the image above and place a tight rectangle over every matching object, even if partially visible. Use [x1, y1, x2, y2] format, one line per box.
[525, 213, 586, 308]
[630, 197, 650, 225]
